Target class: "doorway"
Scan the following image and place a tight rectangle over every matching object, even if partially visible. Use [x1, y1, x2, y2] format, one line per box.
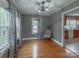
[62, 6, 79, 55]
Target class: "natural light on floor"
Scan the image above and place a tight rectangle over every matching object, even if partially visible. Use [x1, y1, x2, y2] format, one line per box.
[32, 44, 37, 58]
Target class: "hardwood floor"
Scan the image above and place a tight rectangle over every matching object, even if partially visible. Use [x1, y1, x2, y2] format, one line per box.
[17, 39, 79, 58]
[66, 39, 79, 55]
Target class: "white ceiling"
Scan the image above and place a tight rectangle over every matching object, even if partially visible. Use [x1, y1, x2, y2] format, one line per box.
[13, 0, 76, 16]
[0, 0, 9, 8]
[66, 8, 79, 16]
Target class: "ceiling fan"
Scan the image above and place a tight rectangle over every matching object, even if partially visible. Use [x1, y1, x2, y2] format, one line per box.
[36, 0, 51, 12]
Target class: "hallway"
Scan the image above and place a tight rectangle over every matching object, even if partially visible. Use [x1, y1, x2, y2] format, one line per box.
[17, 39, 79, 58]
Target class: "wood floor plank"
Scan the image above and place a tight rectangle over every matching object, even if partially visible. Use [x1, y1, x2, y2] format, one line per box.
[17, 39, 79, 58]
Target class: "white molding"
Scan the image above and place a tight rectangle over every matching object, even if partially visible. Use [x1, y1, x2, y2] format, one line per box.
[22, 37, 38, 40]
[62, 6, 79, 47]
[0, 44, 9, 57]
[52, 39, 63, 47]
[53, 0, 76, 14]
[66, 14, 79, 16]
[62, 12, 64, 47]
[63, 7, 79, 14]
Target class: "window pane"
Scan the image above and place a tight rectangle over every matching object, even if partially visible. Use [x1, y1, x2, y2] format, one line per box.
[0, 7, 9, 50]
[0, 27, 7, 47]
[65, 17, 76, 30]
[32, 18, 38, 34]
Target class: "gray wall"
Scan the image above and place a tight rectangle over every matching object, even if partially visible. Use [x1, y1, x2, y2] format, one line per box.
[42, 16, 51, 32]
[21, 15, 51, 38]
[50, 10, 62, 43]
[50, 0, 79, 43]
[21, 15, 32, 38]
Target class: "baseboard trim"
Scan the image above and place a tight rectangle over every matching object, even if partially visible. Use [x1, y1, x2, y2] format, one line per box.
[22, 38, 38, 40]
[52, 39, 63, 47]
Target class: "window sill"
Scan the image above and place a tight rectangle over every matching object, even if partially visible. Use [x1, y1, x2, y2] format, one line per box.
[0, 44, 9, 57]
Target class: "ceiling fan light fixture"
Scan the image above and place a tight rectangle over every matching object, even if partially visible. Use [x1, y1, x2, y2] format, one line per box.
[38, 8, 49, 13]
[38, 10, 41, 13]
[37, 0, 51, 13]
[45, 8, 49, 11]
[44, 2, 49, 6]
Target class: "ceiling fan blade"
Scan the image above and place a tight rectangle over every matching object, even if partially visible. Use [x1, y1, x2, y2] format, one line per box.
[36, 2, 40, 6]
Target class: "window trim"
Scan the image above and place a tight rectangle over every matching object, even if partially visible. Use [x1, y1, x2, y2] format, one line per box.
[32, 18, 38, 34]
[0, 44, 9, 58]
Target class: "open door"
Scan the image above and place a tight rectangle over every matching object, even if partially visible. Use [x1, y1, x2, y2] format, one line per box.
[63, 7, 79, 54]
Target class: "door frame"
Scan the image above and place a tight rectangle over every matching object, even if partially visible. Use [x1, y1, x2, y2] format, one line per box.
[62, 6, 79, 47]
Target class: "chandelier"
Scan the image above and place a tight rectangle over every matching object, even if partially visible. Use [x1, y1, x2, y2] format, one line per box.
[36, 0, 51, 13]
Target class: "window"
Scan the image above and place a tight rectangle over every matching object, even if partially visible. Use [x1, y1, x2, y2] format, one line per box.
[0, 7, 10, 50]
[32, 18, 38, 34]
[65, 17, 76, 30]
